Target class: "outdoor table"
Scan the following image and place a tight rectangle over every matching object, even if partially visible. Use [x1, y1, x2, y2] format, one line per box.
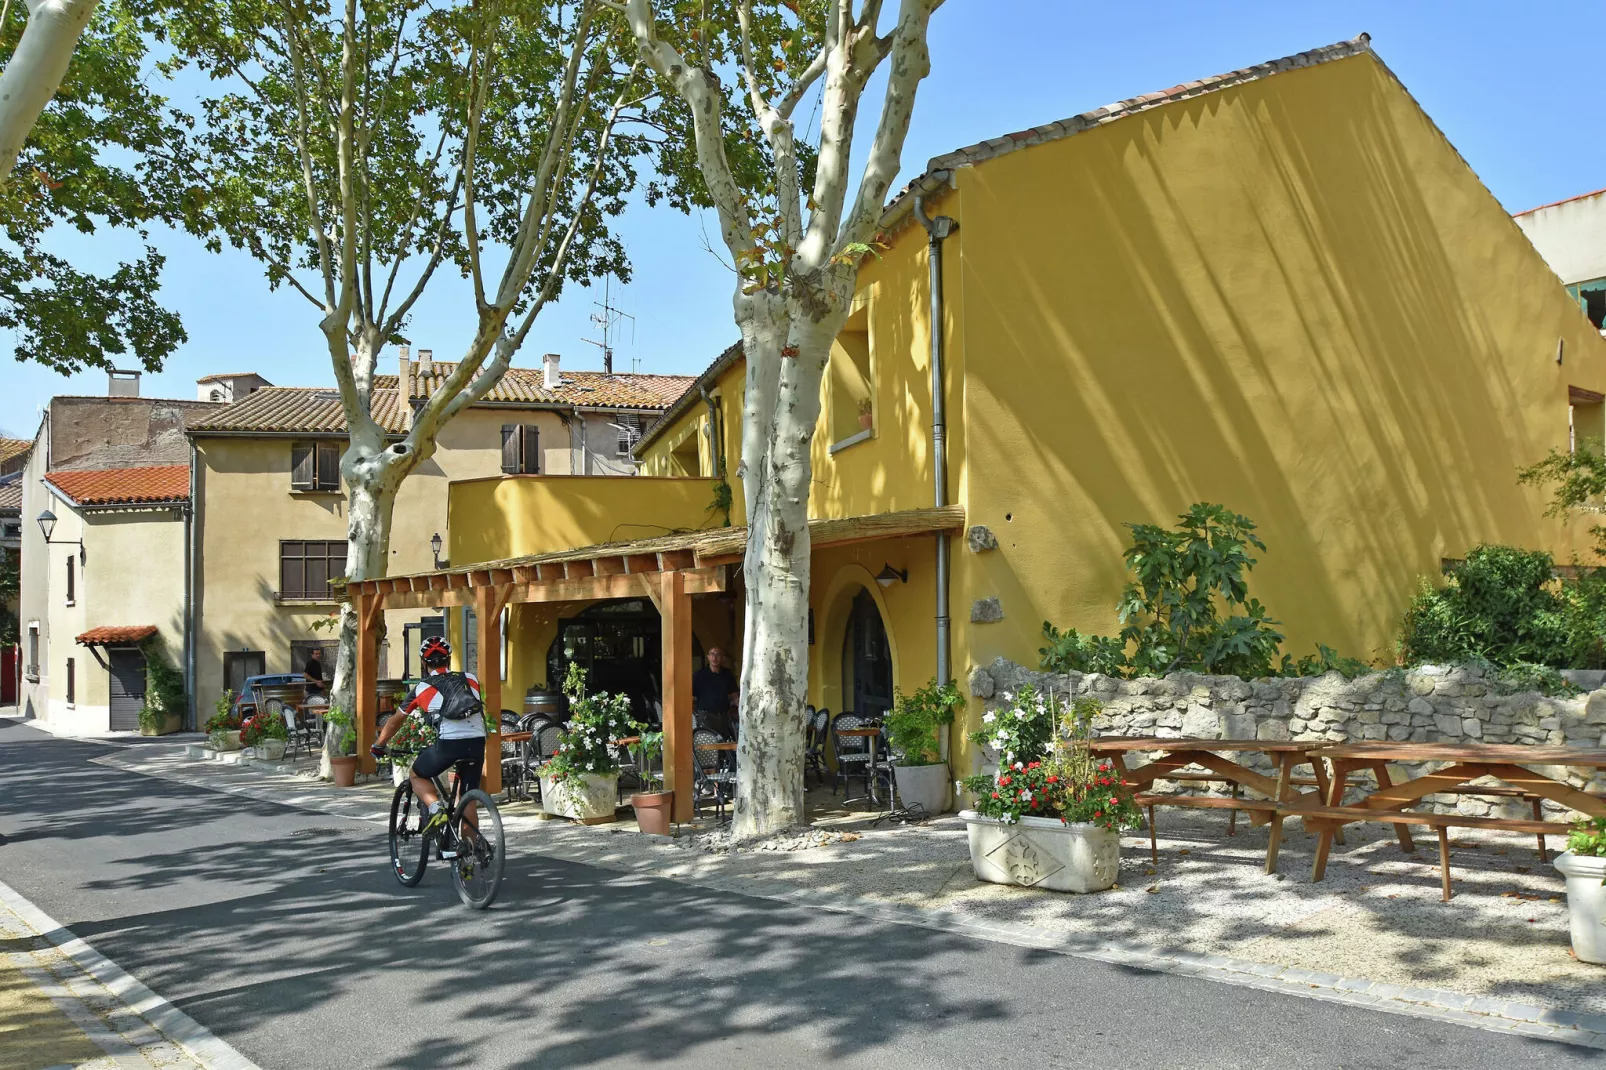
[1303, 742, 1606, 887]
[1090, 737, 1340, 873]
[837, 727, 886, 811]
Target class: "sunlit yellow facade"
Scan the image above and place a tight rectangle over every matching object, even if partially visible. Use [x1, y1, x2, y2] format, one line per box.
[455, 44, 1606, 772]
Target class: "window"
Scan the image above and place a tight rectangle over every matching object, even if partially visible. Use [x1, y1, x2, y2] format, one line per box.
[65, 658, 75, 705]
[290, 442, 341, 492]
[500, 424, 540, 474]
[828, 303, 873, 445]
[1571, 386, 1605, 456]
[2, 520, 19, 539]
[278, 541, 347, 600]
[65, 555, 74, 605]
[668, 434, 700, 477]
[223, 650, 266, 698]
[26, 622, 39, 679]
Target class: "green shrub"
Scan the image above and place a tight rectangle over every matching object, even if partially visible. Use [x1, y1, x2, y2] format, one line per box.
[1039, 622, 1126, 676]
[1288, 643, 1372, 678]
[140, 637, 187, 726]
[883, 678, 962, 767]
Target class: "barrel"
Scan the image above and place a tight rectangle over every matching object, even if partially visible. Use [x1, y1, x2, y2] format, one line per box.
[524, 690, 569, 720]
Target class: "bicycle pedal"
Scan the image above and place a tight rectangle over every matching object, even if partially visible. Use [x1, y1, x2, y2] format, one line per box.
[438, 851, 458, 860]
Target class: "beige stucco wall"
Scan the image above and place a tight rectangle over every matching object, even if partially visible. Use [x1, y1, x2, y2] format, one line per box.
[192, 407, 573, 708]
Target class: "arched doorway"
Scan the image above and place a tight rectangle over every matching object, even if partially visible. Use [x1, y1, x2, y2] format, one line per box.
[840, 587, 893, 718]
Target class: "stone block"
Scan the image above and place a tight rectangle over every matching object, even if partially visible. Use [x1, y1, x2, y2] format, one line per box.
[1182, 703, 1218, 737]
[1380, 709, 1410, 726]
[1433, 714, 1463, 737]
[1407, 697, 1434, 716]
[1257, 719, 1291, 741]
[970, 597, 1004, 624]
[1360, 724, 1387, 740]
[1387, 725, 1412, 741]
[967, 665, 995, 699]
[1461, 718, 1483, 739]
[1356, 708, 1382, 724]
[966, 525, 999, 552]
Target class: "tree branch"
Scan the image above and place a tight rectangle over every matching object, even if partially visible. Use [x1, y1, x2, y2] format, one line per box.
[0, 0, 98, 186]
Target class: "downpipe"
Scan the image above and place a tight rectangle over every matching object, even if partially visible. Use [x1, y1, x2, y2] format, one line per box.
[916, 193, 957, 762]
[185, 438, 199, 730]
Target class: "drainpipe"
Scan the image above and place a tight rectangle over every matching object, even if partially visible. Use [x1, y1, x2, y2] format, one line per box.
[700, 385, 724, 477]
[185, 438, 199, 730]
[571, 405, 586, 474]
[915, 192, 957, 759]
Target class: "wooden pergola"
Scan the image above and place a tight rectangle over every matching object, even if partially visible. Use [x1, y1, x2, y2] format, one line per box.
[346, 504, 964, 822]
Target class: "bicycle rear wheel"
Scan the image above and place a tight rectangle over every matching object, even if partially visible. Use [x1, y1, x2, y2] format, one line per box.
[389, 780, 429, 887]
[451, 788, 504, 909]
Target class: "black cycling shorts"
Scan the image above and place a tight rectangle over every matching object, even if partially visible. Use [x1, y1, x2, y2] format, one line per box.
[411, 736, 484, 794]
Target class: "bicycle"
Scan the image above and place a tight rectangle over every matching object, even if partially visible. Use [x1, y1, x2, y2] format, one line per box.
[383, 748, 505, 909]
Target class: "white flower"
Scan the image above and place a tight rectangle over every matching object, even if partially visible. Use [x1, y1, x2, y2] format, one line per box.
[982, 711, 996, 724]
[1013, 762, 1023, 770]
[999, 691, 1013, 701]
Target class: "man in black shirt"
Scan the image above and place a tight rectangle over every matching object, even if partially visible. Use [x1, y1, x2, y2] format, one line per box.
[303, 647, 326, 701]
[692, 646, 739, 738]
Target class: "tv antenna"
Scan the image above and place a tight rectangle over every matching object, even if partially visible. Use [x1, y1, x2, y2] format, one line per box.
[583, 275, 636, 375]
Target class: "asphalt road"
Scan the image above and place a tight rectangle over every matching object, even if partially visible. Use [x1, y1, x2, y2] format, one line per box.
[0, 717, 1597, 1070]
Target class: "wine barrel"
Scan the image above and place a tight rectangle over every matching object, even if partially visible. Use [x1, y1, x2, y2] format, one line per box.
[524, 690, 569, 720]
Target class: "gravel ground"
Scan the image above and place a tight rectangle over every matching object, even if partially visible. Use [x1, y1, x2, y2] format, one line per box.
[106, 743, 1606, 1017]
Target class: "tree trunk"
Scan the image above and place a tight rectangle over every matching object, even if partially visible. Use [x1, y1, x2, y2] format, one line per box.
[731, 302, 840, 838]
[0, 0, 98, 185]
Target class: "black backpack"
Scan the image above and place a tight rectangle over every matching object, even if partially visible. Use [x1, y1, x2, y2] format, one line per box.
[427, 672, 484, 723]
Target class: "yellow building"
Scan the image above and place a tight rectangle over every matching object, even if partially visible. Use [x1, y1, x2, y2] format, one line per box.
[397, 35, 1606, 787]
[187, 352, 691, 708]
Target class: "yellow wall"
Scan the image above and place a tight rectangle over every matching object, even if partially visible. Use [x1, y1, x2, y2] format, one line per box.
[949, 50, 1606, 709]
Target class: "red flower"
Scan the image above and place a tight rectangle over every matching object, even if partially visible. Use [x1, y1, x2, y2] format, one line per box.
[1098, 776, 1110, 786]
[1109, 797, 1118, 807]
[991, 792, 1000, 799]
[1046, 775, 1059, 784]
[1027, 761, 1040, 769]
[1094, 810, 1102, 818]
[999, 775, 1012, 786]
[1031, 799, 1040, 808]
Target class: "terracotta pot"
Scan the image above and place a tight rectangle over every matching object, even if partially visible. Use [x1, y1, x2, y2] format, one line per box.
[630, 791, 674, 836]
[330, 755, 359, 787]
[858, 412, 873, 431]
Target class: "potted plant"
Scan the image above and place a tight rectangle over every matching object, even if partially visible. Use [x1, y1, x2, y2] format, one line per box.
[1557, 818, 1606, 964]
[884, 678, 963, 814]
[137, 704, 183, 737]
[540, 665, 634, 823]
[856, 396, 873, 431]
[958, 689, 1143, 893]
[628, 730, 674, 835]
[324, 706, 360, 786]
[240, 712, 290, 761]
[386, 711, 437, 786]
[204, 691, 243, 752]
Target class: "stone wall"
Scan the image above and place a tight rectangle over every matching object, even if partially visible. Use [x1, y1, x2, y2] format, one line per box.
[967, 658, 1606, 817]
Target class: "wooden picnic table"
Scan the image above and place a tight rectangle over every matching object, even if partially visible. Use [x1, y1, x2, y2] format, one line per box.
[1301, 742, 1606, 895]
[1090, 737, 1341, 873]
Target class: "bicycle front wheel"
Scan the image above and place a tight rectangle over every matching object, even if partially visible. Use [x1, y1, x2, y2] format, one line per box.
[451, 788, 504, 909]
[389, 779, 429, 887]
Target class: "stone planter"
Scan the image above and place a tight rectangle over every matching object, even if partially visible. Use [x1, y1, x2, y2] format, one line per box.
[1554, 851, 1606, 964]
[892, 762, 950, 814]
[208, 729, 242, 753]
[959, 810, 1120, 893]
[140, 713, 183, 737]
[258, 738, 287, 762]
[541, 773, 618, 824]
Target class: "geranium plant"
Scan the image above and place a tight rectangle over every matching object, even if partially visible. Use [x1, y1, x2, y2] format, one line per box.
[542, 664, 640, 784]
[960, 688, 1143, 831]
[386, 710, 438, 762]
[240, 713, 289, 747]
[204, 690, 241, 734]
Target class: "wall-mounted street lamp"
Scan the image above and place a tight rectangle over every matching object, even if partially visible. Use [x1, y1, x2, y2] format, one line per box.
[874, 563, 908, 589]
[36, 509, 85, 564]
[431, 531, 444, 570]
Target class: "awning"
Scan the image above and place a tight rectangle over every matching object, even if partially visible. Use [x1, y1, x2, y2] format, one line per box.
[77, 625, 157, 646]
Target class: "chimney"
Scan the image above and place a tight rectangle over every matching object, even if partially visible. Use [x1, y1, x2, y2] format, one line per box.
[397, 346, 413, 430]
[543, 353, 561, 390]
[107, 369, 140, 397]
[417, 348, 433, 376]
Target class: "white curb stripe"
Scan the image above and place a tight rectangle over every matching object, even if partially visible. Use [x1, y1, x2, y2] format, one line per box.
[0, 877, 263, 1070]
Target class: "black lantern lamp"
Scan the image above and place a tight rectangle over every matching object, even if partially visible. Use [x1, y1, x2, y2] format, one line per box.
[874, 563, 908, 589]
[37, 509, 85, 563]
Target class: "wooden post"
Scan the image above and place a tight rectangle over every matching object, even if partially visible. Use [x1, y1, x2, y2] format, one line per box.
[661, 570, 694, 822]
[477, 584, 503, 796]
[356, 590, 384, 774]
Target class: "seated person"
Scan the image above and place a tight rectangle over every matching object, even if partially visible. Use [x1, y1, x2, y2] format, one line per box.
[693, 646, 739, 738]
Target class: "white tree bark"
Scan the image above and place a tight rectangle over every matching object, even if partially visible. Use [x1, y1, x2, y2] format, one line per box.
[0, 0, 99, 185]
[626, 0, 942, 838]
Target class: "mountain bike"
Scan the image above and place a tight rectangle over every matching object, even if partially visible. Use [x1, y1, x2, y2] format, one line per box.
[384, 748, 504, 909]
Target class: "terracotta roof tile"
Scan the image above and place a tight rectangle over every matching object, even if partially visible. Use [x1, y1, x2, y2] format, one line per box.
[45, 465, 190, 506]
[0, 479, 20, 513]
[406, 363, 695, 409]
[77, 625, 158, 645]
[187, 387, 405, 434]
[0, 438, 31, 466]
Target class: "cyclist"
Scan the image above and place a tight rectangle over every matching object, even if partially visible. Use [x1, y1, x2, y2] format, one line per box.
[372, 637, 485, 839]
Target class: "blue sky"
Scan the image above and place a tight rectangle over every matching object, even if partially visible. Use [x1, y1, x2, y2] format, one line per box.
[5, 1, 1604, 437]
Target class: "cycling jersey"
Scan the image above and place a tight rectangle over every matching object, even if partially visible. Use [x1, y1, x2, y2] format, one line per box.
[404, 671, 486, 741]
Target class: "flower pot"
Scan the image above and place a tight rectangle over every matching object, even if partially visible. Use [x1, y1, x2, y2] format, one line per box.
[208, 729, 242, 753]
[959, 810, 1120, 893]
[141, 713, 183, 737]
[330, 755, 359, 787]
[630, 791, 674, 836]
[541, 773, 618, 823]
[892, 762, 950, 814]
[392, 761, 412, 788]
[857, 412, 873, 431]
[1554, 851, 1606, 964]
[258, 738, 287, 761]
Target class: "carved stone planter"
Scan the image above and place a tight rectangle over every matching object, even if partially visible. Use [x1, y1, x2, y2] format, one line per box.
[959, 810, 1120, 893]
[541, 773, 619, 825]
[1555, 851, 1606, 965]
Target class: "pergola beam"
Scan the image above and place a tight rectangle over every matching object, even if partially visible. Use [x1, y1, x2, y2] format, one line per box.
[362, 567, 727, 610]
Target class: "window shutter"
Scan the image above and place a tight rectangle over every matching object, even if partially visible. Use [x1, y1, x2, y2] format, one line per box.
[501, 426, 518, 474]
[522, 424, 540, 473]
[280, 542, 303, 599]
[316, 443, 341, 491]
[291, 444, 314, 490]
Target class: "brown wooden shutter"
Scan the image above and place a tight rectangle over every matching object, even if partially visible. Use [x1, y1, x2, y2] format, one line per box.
[291, 444, 314, 490]
[501, 426, 518, 473]
[280, 541, 303, 598]
[316, 443, 341, 490]
[522, 424, 540, 473]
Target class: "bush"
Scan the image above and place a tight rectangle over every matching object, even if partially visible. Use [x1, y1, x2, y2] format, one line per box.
[1039, 623, 1126, 676]
[883, 678, 963, 767]
[541, 664, 639, 782]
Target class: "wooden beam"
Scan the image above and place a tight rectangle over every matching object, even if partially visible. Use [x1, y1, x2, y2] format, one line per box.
[370, 567, 725, 612]
[593, 556, 625, 576]
[468, 569, 496, 588]
[659, 549, 695, 571]
[564, 559, 596, 579]
[355, 590, 383, 775]
[661, 569, 694, 823]
[512, 566, 538, 584]
[446, 572, 469, 590]
[489, 568, 515, 586]
[624, 554, 660, 574]
[477, 585, 503, 797]
[536, 562, 563, 582]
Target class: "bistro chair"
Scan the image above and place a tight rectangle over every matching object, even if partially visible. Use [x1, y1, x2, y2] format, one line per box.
[804, 707, 831, 787]
[524, 718, 565, 804]
[831, 711, 876, 798]
[692, 727, 737, 822]
[499, 711, 530, 802]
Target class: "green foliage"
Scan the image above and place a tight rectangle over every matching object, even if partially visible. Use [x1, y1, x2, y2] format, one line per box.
[1038, 621, 1126, 676]
[323, 706, 356, 755]
[541, 664, 639, 781]
[1288, 644, 1372, 679]
[633, 729, 666, 790]
[2, 2, 198, 373]
[386, 710, 437, 760]
[882, 678, 962, 767]
[1518, 446, 1606, 558]
[960, 691, 1142, 831]
[140, 637, 187, 723]
[1568, 817, 1606, 858]
[709, 479, 733, 526]
[204, 690, 240, 734]
[240, 712, 289, 746]
[0, 546, 17, 645]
